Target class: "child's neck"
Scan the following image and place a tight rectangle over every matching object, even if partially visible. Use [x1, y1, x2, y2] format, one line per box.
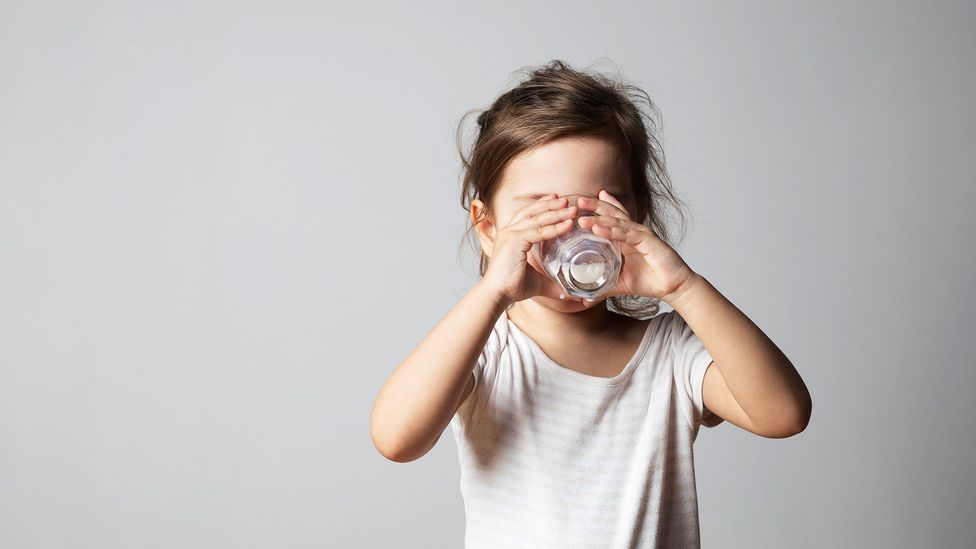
[507, 297, 623, 338]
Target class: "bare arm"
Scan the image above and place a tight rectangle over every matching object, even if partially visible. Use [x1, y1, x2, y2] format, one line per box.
[665, 273, 812, 438]
[370, 280, 510, 462]
[371, 194, 578, 461]
[570, 190, 811, 438]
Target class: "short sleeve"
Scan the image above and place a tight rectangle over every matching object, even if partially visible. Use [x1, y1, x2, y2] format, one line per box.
[669, 310, 724, 430]
[450, 313, 508, 448]
[468, 313, 506, 396]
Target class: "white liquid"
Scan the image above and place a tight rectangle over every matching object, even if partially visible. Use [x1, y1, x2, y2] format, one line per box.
[569, 261, 606, 284]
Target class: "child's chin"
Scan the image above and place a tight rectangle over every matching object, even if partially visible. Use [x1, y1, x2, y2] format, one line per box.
[543, 295, 599, 310]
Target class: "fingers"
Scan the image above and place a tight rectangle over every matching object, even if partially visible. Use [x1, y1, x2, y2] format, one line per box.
[576, 199, 649, 233]
[580, 216, 656, 251]
[575, 194, 630, 221]
[517, 215, 577, 245]
[509, 203, 578, 233]
[507, 194, 569, 226]
[597, 189, 632, 217]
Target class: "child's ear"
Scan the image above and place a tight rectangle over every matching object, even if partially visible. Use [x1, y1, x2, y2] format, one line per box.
[470, 198, 497, 257]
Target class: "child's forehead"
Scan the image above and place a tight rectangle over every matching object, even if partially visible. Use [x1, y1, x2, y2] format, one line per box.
[496, 135, 630, 202]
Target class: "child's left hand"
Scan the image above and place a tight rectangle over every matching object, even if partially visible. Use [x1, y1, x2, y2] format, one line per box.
[575, 189, 697, 305]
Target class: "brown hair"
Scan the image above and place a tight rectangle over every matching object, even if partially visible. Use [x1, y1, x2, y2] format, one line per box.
[455, 59, 690, 319]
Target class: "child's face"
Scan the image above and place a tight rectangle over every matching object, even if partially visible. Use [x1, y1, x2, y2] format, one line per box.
[472, 134, 637, 310]
[490, 134, 636, 227]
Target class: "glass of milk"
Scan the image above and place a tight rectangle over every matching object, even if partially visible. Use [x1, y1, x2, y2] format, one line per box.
[532, 194, 622, 300]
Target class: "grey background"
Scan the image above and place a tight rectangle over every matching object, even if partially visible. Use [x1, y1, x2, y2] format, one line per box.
[1, 1, 973, 547]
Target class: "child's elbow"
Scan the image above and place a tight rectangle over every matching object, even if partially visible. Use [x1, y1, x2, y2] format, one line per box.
[790, 390, 813, 434]
[370, 415, 437, 463]
[370, 416, 408, 462]
[374, 441, 416, 463]
[371, 432, 433, 463]
[764, 396, 812, 438]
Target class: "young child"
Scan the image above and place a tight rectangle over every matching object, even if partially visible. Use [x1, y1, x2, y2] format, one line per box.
[371, 60, 811, 548]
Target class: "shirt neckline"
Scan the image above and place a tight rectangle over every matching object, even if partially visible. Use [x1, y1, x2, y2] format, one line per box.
[503, 311, 655, 387]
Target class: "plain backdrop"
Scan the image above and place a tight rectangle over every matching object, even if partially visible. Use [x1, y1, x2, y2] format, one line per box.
[1, 1, 974, 548]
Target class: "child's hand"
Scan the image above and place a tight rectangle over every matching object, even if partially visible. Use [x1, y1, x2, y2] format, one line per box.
[481, 193, 581, 305]
[575, 189, 696, 305]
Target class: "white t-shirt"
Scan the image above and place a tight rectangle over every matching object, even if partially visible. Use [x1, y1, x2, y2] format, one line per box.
[449, 309, 723, 548]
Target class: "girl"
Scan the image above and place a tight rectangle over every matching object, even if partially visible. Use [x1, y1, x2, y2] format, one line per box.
[371, 60, 811, 548]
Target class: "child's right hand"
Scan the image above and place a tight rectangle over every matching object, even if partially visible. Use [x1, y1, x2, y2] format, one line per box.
[480, 193, 581, 305]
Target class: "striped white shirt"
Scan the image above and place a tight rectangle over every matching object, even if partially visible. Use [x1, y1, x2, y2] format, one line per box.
[450, 309, 723, 548]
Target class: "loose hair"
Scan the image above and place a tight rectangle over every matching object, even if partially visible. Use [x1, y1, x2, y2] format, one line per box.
[456, 59, 690, 319]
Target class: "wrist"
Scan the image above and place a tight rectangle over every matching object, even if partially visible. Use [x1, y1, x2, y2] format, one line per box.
[661, 271, 706, 310]
[473, 280, 513, 313]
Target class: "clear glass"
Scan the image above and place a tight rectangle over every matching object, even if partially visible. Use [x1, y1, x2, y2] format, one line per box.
[532, 193, 622, 300]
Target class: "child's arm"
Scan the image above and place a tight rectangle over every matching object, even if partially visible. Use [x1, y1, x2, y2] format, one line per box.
[578, 189, 811, 438]
[665, 273, 812, 438]
[371, 194, 579, 462]
[370, 280, 509, 462]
